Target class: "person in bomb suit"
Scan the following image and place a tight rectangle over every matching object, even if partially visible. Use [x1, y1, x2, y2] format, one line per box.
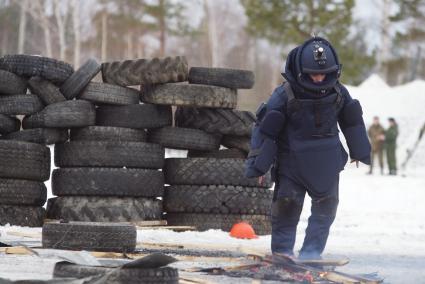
[245, 37, 371, 259]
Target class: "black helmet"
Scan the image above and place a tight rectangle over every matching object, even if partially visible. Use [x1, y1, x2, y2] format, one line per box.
[295, 37, 341, 92]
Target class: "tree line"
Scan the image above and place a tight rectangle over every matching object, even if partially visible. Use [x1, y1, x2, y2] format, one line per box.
[0, 0, 423, 110]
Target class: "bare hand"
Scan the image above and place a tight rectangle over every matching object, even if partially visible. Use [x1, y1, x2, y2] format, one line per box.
[258, 175, 265, 186]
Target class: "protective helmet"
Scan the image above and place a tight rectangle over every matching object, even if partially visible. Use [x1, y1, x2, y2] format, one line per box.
[295, 37, 341, 92]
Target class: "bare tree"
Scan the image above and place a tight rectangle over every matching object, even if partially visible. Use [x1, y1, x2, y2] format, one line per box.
[16, 0, 54, 57]
[101, 9, 108, 62]
[72, 0, 81, 67]
[54, 0, 70, 60]
[17, 0, 29, 54]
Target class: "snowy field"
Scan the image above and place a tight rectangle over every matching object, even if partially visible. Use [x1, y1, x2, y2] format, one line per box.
[0, 75, 424, 283]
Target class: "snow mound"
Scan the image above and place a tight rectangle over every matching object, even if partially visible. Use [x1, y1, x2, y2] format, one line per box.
[357, 74, 390, 90]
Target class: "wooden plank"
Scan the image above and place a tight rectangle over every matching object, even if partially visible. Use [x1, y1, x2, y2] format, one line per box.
[139, 241, 268, 256]
[179, 276, 219, 284]
[132, 220, 167, 227]
[295, 258, 350, 267]
[0, 246, 36, 255]
[137, 225, 195, 231]
[6, 231, 41, 239]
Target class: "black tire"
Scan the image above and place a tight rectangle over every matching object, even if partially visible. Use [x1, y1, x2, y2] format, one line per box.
[148, 127, 220, 151]
[188, 67, 255, 89]
[164, 158, 272, 188]
[188, 148, 247, 159]
[96, 104, 172, 129]
[52, 168, 164, 197]
[46, 196, 163, 222]
[141, 83, 237, 108]
[222, 135, 251, 153]
[0, 114, 20, 135]
[164, 185, 272, 215]
[166, 213, 271, 235]
[60, 58, 101, 100]
[0, 140, 50, 181]
[101, 56, 188, 87]
[0, 94, 43, 115]
[70, 126, 147, 142]
[0, 54, 74, 84]
[55, 141, 164, 169]
[0, 70, 27, 95]
[22, 100, 95, 129]
[54, 263, 179, 284]
[0, 178, 47, 206]
[175, 107, 254, 136]
[3, 128, 69, 145]
[28, 76, 66, 105]
[79, 82, 140, 105]
[0, 205, 45, 227]
[42, 222, 137, 252]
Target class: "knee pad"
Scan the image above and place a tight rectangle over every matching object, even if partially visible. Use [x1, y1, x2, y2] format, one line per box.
[272, 197, 303, 220]
[311, 196, 339, 217]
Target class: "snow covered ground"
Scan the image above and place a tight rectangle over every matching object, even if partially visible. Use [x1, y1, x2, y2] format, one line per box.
[0, 75, 424, 283]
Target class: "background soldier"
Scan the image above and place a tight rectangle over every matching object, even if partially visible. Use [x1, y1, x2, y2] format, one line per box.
[368, 116, 385, 175]
[386, 118, 399, 175]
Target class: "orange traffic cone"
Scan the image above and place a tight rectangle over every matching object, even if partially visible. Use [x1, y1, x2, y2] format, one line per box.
[229, 222, 258, 239]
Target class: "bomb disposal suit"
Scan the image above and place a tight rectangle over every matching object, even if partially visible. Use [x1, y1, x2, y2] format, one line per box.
[245, 37, 371, 258]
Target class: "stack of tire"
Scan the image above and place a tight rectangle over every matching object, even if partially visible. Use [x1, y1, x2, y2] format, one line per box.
[45, 56, 189, 224]
[0, 56, 71, 227]
[140, 67, 274, 235]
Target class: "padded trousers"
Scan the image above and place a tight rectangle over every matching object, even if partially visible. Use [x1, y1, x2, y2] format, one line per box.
[271, 174, 339, 258]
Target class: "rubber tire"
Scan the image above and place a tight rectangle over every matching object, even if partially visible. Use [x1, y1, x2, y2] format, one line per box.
[3, 128, 69, 145]
[96, 104, 172, 129]
[164, 185, 272, 215]
[42, 222, 137, 252]
[46, 196, 163, 222]
[188, 67, 255, 89]
[0, 178, 47, 206]
[101, 56, 188, 87]
[0, 205, 45, 227]
[141, 83, 237, 108]
[0, 140, 50, 181]
[187, 148, 247, 159]
[0, 94, 43, 115]
[22, 100, 95, 129]
[28, 76, 66, 105]
[0, 70, 27, 95]
[55, 141, 164, 169]
[221, 135, 251, 153]
[166, 213, 271, 235]
[60, 58, 101, 100]
[52, 168, 164, 197]
[79, 82, 140, 105]
[165, 158, 272, 188]
[148, 127, 220, 151]
[175, 107, 254, 136]
[0, 114, 20, 135]
[70, 126, 147, 142]
[0, 54, 74, 84]
[54, 263, 179, 284]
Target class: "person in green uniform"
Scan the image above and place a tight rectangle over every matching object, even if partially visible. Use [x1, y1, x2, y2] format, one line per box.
[386, 118, 399, 175]
[367, 116, 385, 175]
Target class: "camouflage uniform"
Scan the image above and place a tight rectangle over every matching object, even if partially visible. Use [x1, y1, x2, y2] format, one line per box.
[368, 124, 385, 174]
[386, 124, 398, 175]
